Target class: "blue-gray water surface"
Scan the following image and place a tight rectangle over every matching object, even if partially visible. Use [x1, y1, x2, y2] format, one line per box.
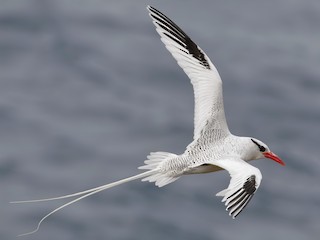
[1, 0, 320, 240]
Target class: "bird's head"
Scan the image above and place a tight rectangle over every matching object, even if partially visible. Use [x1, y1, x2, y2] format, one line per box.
[249, 138, 285, 166]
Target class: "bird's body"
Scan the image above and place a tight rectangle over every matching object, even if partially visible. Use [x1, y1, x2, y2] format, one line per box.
[12, 5, 285, 236]
[140, 135, 258, 180]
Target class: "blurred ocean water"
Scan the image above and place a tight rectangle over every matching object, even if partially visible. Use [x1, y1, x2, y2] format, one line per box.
[1, 0, 320, 239]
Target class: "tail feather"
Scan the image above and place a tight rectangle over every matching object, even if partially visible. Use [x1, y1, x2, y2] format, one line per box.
[11, 170, 156, 236]
[139, 151, 180, 187]
[12, 151, 181, 236]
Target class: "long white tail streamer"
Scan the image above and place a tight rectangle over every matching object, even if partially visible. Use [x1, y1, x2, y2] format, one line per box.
[11, 170, 156, 236]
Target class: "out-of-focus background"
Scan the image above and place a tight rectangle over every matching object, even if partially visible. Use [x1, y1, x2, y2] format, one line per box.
[1, 0, 319, 239]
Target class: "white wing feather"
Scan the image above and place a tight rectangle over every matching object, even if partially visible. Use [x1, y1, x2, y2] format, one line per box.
[208, 159, 262, 218]
[147, 6, 230, 151]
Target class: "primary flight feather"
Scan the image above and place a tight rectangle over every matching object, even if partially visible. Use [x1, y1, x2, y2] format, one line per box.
[12, 5, 285, 235]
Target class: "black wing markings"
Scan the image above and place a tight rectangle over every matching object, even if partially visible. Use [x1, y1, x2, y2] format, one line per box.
[226, 175, 257, 218]
[148, 6, 211, 69]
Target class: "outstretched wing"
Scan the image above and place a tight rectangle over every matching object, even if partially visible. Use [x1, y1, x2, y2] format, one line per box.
[147, 6, 230, 151]
[205, 158, 262, 218]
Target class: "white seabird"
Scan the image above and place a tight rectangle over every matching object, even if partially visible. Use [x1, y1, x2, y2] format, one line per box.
[12, 5, 285, 236]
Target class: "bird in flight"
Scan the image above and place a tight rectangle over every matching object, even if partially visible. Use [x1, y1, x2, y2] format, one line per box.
[12, 5, 285, 236]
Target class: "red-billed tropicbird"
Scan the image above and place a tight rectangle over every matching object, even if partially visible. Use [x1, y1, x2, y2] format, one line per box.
[12, 5, 285, 236]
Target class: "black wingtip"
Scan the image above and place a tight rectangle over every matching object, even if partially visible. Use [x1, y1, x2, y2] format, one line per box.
[146, 5, 211, 70]
[225, 175, 257, 218]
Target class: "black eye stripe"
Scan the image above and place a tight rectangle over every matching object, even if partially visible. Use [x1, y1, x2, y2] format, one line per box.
[251, 139, 266, 152]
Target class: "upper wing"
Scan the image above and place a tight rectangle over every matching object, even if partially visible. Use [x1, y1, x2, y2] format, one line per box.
[205, 158, 262, 218]
[147, 6, 230, 150]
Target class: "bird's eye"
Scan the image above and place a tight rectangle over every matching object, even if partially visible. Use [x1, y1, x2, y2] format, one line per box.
[251, 139, 266, 152]
[259, 145, 266, 152]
